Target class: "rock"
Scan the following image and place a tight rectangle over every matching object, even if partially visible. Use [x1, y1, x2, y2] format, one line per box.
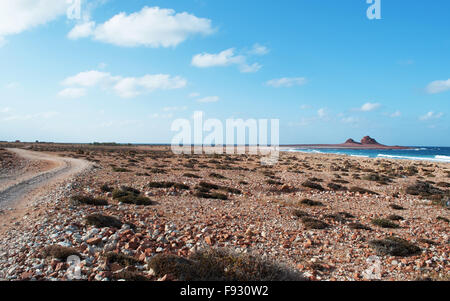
[205, 236, 214, 246]
[360, 136, 379, 145]
[86, 237, 102, 245]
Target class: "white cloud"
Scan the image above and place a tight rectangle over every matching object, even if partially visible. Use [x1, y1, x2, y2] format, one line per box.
[0, 107, 11, 113]
[192, 48, 244, 68]
[188, 92, 200, 98]
[192, 46, 266, 73]
[300, 104, 312, 110]
[426, 79, 450, 94]
[240, 63, 262, 73]
[419, 111, 443, 121]
[68, 21, 95, 39]
[58, 87, 87, 99]
[358, 102, 381, 112]
[197, 96, 219, 103]
[317, 108, 327, 118]
[248, 43, 269, 55]
[389, 110, 401, 118]
[61, 70, 187, 98]
[69, 6, 214, 47]
[266, 77, 307, 88]
[113, 74, 187, 98]
[62, 70, 115, 87]
[0, 1, 68, 45]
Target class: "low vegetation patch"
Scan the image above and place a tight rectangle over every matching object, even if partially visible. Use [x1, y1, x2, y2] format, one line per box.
[209, 172, 227, 179]
[371, 218, 400, 229]
[183, 173, 201, 179]
[195, 191, 228, 200]
[302, 181, 324, 191]
[70, 194, 108, 206]
[43, 245, 80, 260]
[369, 237, 421, 257]
[100, 184, 113, 193]
[387, 214, 404, 221]
[112, 270, 150, 281]
[148, 181, 190, 190]
[292, 210, 309, 218]
[348, 222, 372, 230]
[148, 248, 305, 281]
[436, 216, 449, 223]
[301, 217, 329, 229]
[327, 183, 347, 191]
[105, 252, 141, 267]
[112, 187, 154, 205]
[349, 186, 378, 195]
[389, 204, 405, 210]
[198, 182, 219, 190]
[85, 214, 123, 228]
[299, 198, 323, 207]
[405, 181, 443, 197]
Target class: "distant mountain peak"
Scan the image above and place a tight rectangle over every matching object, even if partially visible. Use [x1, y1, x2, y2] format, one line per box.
[345, 138, 360, 144]
[360, 136, 379, 145]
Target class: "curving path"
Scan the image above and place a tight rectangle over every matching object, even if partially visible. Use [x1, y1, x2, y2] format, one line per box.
[0, 148, 91, 210]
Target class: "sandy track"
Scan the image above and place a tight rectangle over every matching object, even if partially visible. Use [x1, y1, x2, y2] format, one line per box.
[0, 148, 91, 210]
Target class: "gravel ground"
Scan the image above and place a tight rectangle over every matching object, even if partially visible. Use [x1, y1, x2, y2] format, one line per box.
[0, 144, 448, 281]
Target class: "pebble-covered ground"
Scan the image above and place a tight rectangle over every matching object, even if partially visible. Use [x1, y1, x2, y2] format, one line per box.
[0, 143, 448, 281]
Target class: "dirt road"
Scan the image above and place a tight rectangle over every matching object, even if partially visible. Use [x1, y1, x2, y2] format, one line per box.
[0, 148, 91, 210]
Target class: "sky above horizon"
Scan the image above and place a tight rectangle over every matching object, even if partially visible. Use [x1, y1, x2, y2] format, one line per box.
[0, 0, 449, 146]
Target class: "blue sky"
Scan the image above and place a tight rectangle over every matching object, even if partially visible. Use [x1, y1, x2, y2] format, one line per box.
[0, 0, 449, 146]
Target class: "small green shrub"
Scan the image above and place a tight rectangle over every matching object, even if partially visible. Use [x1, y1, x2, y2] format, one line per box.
[387, 214, 404, 221]
[43, 245, 80, 260]
[148, 248, 305, 281]
[371, 218, 400, 229]
[301, 217, 329, 229]
[292, 210, 309, 218]
[105, 252, 141, 267]
[183, 173, 201, 179]
[300, 199, 323, 206]
[389, 204, 405, 210]
[349, 186, 378, 195]
[348, 222, 372, 230]
[327, 183, 347, 191]
[210, 173, 227, 179]
[302, 181, 324, 191]
[71, 194, 108, 206]
[369, 237, 421, 257]
[85, 214, 123, 228]
[100, 184, 113, 193]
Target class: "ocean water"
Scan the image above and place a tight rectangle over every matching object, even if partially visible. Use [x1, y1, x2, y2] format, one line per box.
[285, 147, 450, 163]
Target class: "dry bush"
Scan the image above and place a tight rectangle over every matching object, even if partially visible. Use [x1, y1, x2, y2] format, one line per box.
[369, 237, 421, 257]
[105, 252, 141, 267]
[71, 194, 108, 206]
[371, 218, 399, 229]
[43, 245, 80, 260]
[148, 248, 306, 281]
[85, 214, 123, 228]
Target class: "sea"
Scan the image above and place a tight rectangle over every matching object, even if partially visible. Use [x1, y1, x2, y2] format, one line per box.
[285, 146, 450, 163]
